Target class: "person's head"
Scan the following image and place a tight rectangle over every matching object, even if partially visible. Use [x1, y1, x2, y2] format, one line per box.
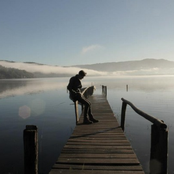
[78, 70, 87, 79]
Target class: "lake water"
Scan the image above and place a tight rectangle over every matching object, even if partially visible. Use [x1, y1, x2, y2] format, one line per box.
[0, 76, 174, 174]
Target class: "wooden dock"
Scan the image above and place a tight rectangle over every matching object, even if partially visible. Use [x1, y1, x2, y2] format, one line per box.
[49, 94, 145, 174]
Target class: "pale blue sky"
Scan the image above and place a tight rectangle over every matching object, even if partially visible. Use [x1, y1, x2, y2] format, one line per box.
[1, 0, 174, 66]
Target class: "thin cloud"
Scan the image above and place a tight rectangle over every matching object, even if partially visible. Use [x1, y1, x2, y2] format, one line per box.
[81, 44, 103, 54]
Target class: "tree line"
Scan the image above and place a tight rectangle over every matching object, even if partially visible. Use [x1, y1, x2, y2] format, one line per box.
[0, 65, 34, 79]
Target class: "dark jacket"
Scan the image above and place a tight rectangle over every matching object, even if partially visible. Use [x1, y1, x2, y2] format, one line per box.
[67, 75, 82, 101]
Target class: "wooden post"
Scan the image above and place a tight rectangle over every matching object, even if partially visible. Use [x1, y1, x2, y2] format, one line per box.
[126, 85, 128, 91]
[121, 102, 127, 131]
[23, 125, 38, 174]
[105, 86, 107, 97]
[102, 85, 104, 94]
[74, 101, 79, 124]
[102, 85, 107, 97]
[150, 124, 168, 174]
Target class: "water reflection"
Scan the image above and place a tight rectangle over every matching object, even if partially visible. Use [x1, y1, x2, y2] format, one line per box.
[87, 75, 174, 92]
[0, 78, 67, 98]
[1, 76, 174, 99]
[18, 98, 47, 119]
[19, 105, 31, 119]
[0, 76, 174, 173]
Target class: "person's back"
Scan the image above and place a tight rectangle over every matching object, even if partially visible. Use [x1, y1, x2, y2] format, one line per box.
[67, 74, 82, 102]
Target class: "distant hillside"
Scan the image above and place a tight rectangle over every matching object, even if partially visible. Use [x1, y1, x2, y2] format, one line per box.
[0, 65, 34, 79]
[72, 59, 174, 72]
[1, 58, 174, 78]
[0, 60, 106, 77]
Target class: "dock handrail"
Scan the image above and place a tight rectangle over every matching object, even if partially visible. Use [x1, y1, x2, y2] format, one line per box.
[121, 98, 167, 130]
[120, 97, 168, 174]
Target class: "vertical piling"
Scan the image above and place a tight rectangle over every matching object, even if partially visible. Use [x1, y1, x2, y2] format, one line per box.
[150, 124, 168, 174]
[102, 85, 107, 97]
[23, 125, 38, 174]
[105, 86, 107, 97]
[126, 85, 128, 91]
[121, 102, 127, 131]
[74, 101, 79, 124]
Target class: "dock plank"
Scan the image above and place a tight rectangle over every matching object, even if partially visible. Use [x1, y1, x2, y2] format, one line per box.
[49, 94, 145, 174]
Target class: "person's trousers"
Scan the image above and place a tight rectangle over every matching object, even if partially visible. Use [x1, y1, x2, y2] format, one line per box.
[76, 96, 93, 120]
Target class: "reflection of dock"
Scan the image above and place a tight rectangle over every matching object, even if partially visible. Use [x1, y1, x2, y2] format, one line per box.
[49, 90, 145, 173]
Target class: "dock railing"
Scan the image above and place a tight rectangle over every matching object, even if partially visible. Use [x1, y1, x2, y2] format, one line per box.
[102, 85, 107, 97]
[121, 98, 168, 174]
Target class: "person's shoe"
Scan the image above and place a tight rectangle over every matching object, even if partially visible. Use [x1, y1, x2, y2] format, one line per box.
[83, 119, 93, 124]
[90, 118, 99, 123]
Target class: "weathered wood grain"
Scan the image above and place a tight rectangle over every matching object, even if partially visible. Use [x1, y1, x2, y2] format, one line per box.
[49, 95, 145, 174]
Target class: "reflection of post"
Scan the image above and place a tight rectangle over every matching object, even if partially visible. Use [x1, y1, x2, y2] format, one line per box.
[150, 124, 168, 174]
[23, 125, 38, 174]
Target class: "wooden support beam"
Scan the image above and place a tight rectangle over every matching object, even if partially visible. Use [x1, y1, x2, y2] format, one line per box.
[74, 101, 79, 124]
[23, 125, 38, 174]
[102, 85, 107, 97]
[150, 124, 168, 174]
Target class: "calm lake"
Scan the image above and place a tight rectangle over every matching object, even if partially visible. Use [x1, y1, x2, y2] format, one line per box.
[0, 76, 174, 174]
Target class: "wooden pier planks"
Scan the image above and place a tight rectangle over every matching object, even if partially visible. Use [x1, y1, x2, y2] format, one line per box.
[49, 94, 145, 174]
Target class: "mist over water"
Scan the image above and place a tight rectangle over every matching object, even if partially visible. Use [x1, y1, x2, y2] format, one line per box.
[0, 61, 107, 76]
[1, 60, 174, 77]
[0, 76, 174, 174]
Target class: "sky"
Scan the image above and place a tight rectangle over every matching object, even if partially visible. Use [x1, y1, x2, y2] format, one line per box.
[1, 0, 174, 66]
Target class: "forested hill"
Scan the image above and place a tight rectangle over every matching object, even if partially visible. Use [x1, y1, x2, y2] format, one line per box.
[0, 65, 34, 79]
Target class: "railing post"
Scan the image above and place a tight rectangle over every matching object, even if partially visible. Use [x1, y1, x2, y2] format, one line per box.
[74, 101, 79, 124]
[150, 124, 168, 174]
[102, 85, 104, 94]
[105, 86, 107, 97]
[121, 101, 127, 131]
[126, 84, 128, 91]
[102, 85, 107, 97]
[23, 125, 38, 174]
